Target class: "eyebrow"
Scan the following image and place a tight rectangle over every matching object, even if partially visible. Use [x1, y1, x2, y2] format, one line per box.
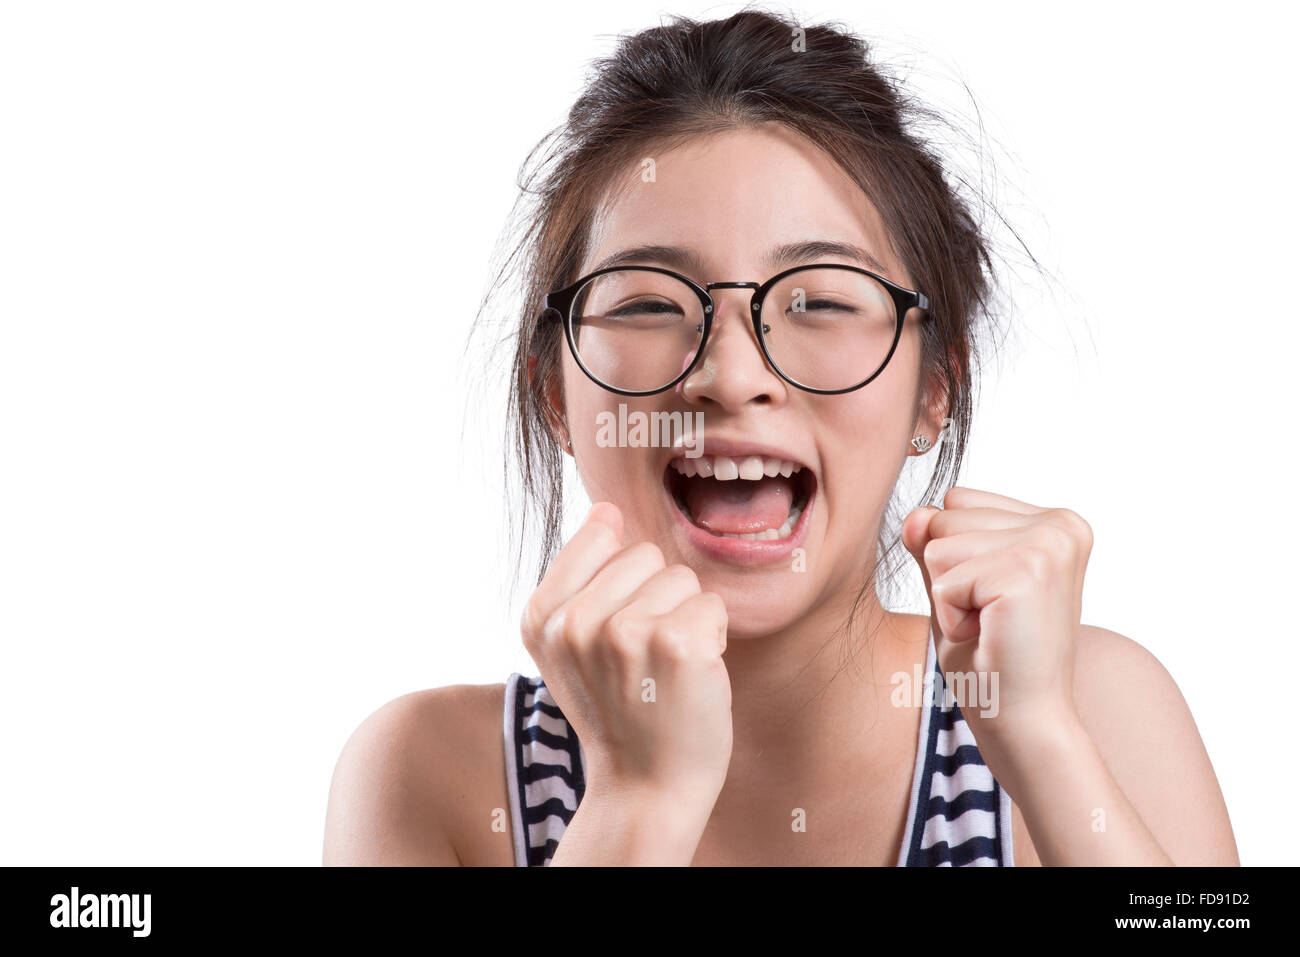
[587, 240, 889, 279]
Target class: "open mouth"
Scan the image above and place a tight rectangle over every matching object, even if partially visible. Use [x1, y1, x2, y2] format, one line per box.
[663, 453, 815, 541]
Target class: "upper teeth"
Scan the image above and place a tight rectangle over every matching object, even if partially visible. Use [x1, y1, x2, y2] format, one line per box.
[671, 455, 804, 480]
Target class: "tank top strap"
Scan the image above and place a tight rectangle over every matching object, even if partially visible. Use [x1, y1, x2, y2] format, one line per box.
[896, 625, 1016, 866]
[503, 674, 586, 866]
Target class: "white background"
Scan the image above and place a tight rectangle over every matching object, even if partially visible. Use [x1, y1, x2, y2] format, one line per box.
[1, 1, 1294, 865]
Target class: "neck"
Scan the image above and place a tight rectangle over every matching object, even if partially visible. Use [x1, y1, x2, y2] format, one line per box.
[719, 592, 927, 779]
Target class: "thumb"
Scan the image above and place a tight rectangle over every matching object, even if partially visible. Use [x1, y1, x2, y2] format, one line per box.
[902, 506, 942, 643]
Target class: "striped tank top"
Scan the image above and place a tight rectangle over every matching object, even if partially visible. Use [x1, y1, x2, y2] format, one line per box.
[502, 624, 1015, 866]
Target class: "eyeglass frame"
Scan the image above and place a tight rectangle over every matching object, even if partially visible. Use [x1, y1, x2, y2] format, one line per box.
[537, 263, 932, 397]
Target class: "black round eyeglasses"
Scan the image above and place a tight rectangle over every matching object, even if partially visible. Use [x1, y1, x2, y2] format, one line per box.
[537, 263, 931, 397]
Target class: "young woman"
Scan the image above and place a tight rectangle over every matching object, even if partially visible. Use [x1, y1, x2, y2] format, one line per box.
[323, 10, 1238, 866]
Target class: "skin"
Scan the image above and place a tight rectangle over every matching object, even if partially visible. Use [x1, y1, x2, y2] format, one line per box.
[322, 124, 1239, 866]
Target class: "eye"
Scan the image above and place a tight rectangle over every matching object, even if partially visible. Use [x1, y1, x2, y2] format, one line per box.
[608, 297, 686, 318]
[791, 297, 861, 316]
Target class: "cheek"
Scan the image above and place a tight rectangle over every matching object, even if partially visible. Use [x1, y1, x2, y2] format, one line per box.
[562, 358, 625, 452]
[823, 398, 910, 483]
[816, 358, 918, 521]
[881, 326, 925, 394]
[561, 368, 661, 522]
[825, 350, 919, 450]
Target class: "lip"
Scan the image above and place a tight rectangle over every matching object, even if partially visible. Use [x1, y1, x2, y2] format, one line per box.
[662, 436, 818, 567]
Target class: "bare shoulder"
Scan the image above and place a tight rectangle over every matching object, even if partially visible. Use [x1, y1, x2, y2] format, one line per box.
[322, 682, 513, 866]
[1011, 624, 1239, 866]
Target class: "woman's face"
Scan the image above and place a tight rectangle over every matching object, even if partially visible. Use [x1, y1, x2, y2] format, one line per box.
[561, 122, 940, 639]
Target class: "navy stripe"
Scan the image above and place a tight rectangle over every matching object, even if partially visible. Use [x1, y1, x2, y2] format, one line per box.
[905, 662, 944, 867]
[522, 795, 577, 825]
[568, 715, 587, 807]
[993, 781, 1004, 864]
[518, 723, 573, 752]
[923, 785, 999, 822]
[912, 835, 1001, 867]
[527, 839, 560, 867]
[930, 743, 986, 776]
[519, 762, 582, 790]
[522, 688, 566, 721]
[524, 700, 566, 721]
[931, 701, 961, 730]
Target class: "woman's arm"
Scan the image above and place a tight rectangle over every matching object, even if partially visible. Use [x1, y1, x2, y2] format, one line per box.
[903, 490, 1238, 867]
[998, 625, 1239, 866]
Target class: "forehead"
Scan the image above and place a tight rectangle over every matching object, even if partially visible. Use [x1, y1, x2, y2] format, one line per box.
[584, 122, 905, 283]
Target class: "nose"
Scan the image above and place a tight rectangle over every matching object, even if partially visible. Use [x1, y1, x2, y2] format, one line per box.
[678, 286, 786, 411]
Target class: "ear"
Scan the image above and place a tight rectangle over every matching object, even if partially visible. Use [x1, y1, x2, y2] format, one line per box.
[912, 365, 950, 445]
[528, 354, 570, 453]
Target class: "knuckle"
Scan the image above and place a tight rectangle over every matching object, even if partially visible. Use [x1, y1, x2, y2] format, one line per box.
[702, 591, 728, 621]
[697, 594, 729, 636]
[1053, 507, 1093, 550]
[588, 520, 622, 553]
[942, 486, 966, 509]
[922, 537, 943, 568]
[650, 621, 692, 661]
[520, 597, 544, 647]
[628, 540, 666, 570]
[1034, 521, 1076, 558]
[662, 563, 701, 592]
[555, 597, 596, 650]
[1017, 546, 1052, 582]
[602, 612, 641, 658]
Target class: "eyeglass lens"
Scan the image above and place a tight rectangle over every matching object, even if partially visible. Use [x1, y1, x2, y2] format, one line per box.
[568, 267, 898, 393]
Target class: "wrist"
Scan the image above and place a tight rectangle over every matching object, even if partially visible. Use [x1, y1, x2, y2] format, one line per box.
[550, 779, 716, 866]
[583, 762, 725, 812]
[975, 705, 1092, 790]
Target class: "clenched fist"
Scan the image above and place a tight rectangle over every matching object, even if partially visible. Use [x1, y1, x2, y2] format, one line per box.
[521, 502, 734, 814]
[902, 486, 1093, 749]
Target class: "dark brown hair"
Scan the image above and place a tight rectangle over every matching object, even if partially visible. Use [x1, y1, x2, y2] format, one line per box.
[471, 7, 1033, 664]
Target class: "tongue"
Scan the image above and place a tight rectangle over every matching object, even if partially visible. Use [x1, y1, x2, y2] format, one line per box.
[684, 475, 795, 534]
